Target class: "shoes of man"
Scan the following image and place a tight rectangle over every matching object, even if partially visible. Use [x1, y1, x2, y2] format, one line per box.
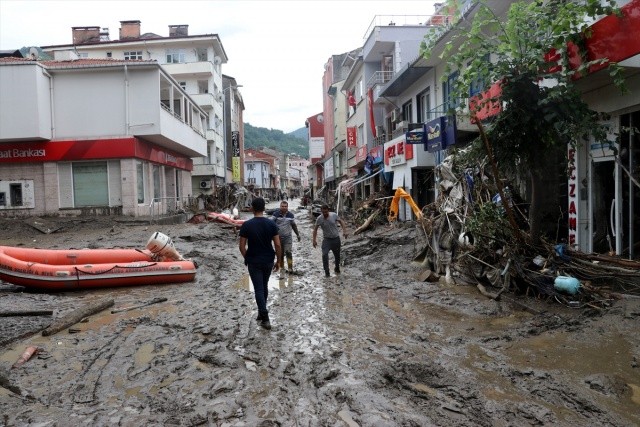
[256, 314, 263, 322]
[334, 267, 341, 274]
[325, 271, 330, 278]
[278, 271, 286, 279]
[260, 320, 272, 330]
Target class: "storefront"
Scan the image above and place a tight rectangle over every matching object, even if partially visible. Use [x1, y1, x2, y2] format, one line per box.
[0, 137, 193, 217]
[384, 131, 435, 221]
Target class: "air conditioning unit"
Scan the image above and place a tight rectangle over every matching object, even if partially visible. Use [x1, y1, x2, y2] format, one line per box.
[200, 180, 212, 189]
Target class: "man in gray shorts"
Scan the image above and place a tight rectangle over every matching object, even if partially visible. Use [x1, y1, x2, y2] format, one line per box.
[312, 204, 348, 278]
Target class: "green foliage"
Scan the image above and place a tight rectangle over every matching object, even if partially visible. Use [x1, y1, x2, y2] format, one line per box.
[466, 201, 510, 252]
[243, 123, 309, 158]
[429, 1, 623, 167]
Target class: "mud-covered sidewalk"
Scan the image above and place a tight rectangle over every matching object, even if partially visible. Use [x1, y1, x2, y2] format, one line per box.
[1, 200, 639, 426]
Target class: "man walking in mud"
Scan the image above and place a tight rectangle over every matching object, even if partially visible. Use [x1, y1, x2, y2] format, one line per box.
[271, 200, 301, 279]
[312, 204, 348, 278]
[239, 197, 282, 330]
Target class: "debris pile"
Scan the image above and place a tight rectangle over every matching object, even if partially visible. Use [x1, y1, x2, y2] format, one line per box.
[412, 152, 640, 309]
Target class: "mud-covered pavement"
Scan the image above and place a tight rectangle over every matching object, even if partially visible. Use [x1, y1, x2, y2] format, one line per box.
[1, 199, 639, 426]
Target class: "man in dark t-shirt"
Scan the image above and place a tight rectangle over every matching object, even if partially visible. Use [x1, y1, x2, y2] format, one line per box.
[239, 197, 282, 330]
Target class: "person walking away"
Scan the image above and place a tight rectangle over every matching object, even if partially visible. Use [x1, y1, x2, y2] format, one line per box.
[312, 204, 348, 278]
[239, 197, 282, 330]
[271, 201, 301, 278]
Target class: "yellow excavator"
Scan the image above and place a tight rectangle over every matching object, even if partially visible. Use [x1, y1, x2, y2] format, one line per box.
[388, 187, 423, 222]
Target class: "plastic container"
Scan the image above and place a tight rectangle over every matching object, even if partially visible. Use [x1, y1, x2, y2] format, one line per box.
[554, 275, 581, 295]
[146, 232, 183, 261]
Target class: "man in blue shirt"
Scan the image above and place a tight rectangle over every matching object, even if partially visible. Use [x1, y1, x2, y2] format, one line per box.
[239, 197, 282, 330]
[271, 200, 301, 278]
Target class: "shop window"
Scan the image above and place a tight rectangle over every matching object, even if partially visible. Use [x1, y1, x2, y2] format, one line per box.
[0, 192, 5, 206]
[136, 161, 146, 204]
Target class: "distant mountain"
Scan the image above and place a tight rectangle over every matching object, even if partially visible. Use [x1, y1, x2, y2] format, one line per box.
[243, 123, 308, 158]
[290, 127, 308, 140]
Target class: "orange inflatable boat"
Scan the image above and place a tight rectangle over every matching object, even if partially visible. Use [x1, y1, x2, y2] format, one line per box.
[0, 243, 197, 291]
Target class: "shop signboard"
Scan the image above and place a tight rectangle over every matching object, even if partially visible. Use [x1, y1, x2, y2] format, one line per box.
[425, 117, 445, 152]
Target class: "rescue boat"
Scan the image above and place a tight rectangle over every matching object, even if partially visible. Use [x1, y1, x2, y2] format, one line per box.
[0, 233, 197, 291]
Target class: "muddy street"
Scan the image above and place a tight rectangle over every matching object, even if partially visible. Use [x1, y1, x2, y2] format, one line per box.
[1, 200, 639, 426]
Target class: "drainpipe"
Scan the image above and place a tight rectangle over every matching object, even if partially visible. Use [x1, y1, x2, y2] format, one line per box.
[42, 69, 55, 137]
[124, 64, 130, 135]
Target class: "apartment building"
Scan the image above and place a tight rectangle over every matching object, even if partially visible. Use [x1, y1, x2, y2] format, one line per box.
[322, 0, 639, 255]
[41, 21, 235, 196]
[341, 13, 447, 206]
[0, 57, 207, 217]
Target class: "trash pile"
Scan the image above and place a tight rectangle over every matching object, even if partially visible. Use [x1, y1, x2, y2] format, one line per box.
[412, 152, 640, 309]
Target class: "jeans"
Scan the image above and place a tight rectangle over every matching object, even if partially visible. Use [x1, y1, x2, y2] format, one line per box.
[247, 262, 273, 318]
[321, 237, 341, 274]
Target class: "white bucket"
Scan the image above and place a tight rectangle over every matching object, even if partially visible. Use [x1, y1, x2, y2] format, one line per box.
[146, 232, 183, 261]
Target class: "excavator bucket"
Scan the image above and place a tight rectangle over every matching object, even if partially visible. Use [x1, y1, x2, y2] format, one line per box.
[388, 187, 423, 223]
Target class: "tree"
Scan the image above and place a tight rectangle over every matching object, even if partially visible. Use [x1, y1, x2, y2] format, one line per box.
[423, 0, 624, 243]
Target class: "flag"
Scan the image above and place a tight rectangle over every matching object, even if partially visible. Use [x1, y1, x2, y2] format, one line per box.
[367, 88, 377, 138]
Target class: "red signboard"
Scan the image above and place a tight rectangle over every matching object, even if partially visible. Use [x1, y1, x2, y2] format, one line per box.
[0, 138, 193, 170]
[569, 0, 640, 76]
[356, 145, 367, 163]
[347, 127, 357, 147]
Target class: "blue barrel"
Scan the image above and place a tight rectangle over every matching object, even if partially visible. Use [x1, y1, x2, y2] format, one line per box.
[554, 276, 581, 295]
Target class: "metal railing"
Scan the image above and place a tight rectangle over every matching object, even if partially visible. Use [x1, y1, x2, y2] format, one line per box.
[148, 196, 199, 223]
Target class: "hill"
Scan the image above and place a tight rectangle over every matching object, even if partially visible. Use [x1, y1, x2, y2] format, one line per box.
[243, 123, 308, 158]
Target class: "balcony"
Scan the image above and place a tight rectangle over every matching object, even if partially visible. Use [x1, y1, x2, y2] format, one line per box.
[163, 61, 215, 78]
[191, 93, 217, 111]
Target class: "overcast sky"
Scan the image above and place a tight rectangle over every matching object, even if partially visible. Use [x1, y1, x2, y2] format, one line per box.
[0, 0, 438, 133]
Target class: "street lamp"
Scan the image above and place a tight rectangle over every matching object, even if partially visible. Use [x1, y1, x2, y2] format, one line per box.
[222, 85, 243, 185]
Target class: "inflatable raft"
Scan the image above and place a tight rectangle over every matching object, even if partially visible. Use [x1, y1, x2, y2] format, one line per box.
[0, 233, 197, 291]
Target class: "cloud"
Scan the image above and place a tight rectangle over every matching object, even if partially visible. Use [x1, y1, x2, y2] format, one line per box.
[1, 0, 437, 133]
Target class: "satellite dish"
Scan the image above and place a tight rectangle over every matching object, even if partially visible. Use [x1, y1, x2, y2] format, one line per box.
[28, 47, 40, 60]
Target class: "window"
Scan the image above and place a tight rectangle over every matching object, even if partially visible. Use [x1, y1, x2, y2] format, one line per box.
[179, 81, 187, 90]
[166, 49, 186, 63]
[153, 165, 161, 200]
[0, 192, 4, 206]
[106, 52, 112, 58]
[196, 47, 208, 62]
[72, 162, 108, 207]
[417, 88, 431, 122]
[356, 78, 364, 100]
[402, 100, 413, 124]
[443, 70, 460, 113]
[124, 51, 143, 60]
[469, 54, 490, 97]
[136, 161, 146, 204]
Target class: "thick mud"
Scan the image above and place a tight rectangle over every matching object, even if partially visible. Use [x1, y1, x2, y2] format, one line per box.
[1, 200, 639, 426]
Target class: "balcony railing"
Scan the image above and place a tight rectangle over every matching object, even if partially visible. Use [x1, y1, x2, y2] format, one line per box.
[362, 15, 449, 42]
[367, 70, 394, 89]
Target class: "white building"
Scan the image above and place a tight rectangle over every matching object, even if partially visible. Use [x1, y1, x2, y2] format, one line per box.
[244, 159, 270, 191]
[41, 21, 231, 195]
[0, 57, 207, 217]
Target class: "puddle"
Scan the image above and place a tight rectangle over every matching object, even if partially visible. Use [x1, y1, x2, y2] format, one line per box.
[233, 272, 293, 291]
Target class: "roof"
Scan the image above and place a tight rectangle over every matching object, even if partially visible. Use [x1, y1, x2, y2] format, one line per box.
[0, 57, 158, 68]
